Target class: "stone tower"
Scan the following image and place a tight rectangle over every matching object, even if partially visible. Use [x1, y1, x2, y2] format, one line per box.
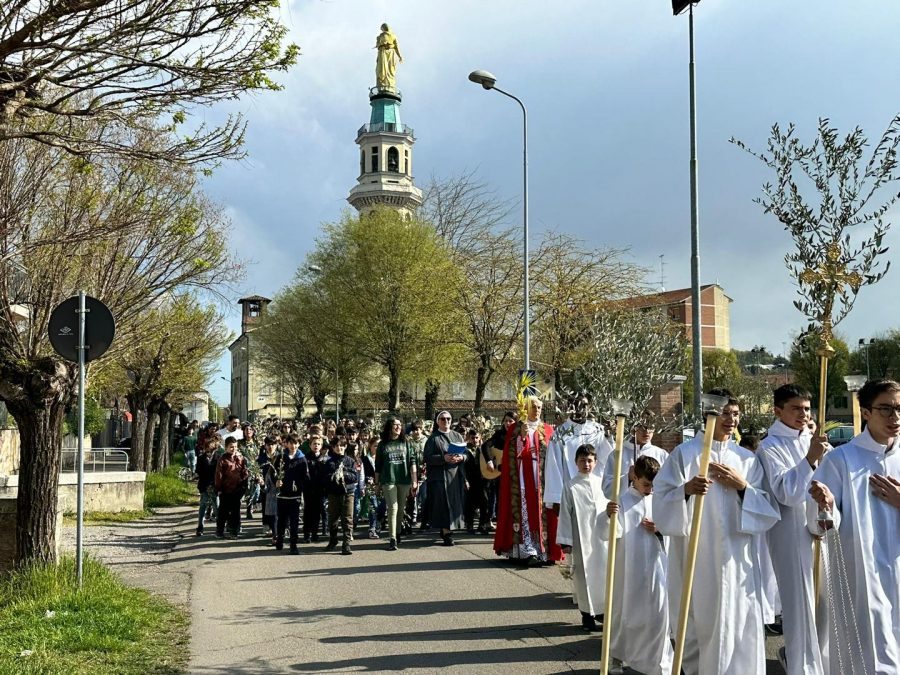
[347, 86, 423, 217]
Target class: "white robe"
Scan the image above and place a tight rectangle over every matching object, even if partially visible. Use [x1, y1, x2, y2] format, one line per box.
[758, 419, 827, 675]
[544, 418, 611, 507]
[654, 436, 781, 675]
[599, 487, 673, 675]
[556, 472, 607, 615]
[602, 439, 670, 500]
[808, 429, 900, 675]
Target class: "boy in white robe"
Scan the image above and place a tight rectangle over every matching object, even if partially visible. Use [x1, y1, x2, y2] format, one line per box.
[601, 455, 673, 675]
[654, 388, 780, 675]
[557, 443, 607, 632]
[809, 378, 900, 675]
[757, 384, 829, 675]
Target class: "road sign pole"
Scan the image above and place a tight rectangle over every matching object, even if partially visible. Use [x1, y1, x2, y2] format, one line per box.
[76, 291, 87, 589]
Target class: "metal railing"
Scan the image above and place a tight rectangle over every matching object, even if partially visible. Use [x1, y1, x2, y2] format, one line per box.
[357, 122, 414, 136]
[60, 448, 130, 473]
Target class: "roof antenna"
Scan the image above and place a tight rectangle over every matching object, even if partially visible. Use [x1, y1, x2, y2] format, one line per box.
[658, 254, 666, 292]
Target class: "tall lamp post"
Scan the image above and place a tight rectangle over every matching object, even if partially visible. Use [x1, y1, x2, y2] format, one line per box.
[858, 337, 875, 380]
[672, 0, 703, 418]
[467, 69, 530, 371]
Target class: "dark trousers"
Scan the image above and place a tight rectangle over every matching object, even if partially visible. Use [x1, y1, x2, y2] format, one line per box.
[303, 491, 323, 539]
[216, 491, 242, 535]
[276, 498, 300, 548]
[464, 480, 489, 530]
[327, 492, 354, 548]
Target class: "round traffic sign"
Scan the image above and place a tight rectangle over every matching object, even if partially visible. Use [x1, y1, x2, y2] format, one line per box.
[48, 295, 116, 363]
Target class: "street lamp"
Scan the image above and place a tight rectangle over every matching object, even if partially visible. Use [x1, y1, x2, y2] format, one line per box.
[672, 0, 703, 419]
[468, 69, 530, 372]
[858, 337, 875, 380]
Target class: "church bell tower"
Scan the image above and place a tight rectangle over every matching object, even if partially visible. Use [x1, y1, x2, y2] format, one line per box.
[348, 27, 423, 217]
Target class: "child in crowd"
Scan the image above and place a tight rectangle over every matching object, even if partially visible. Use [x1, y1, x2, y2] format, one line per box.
[463, 428, 488, 534]
[195, 437, 219, 536]
[259, 436, 281, 544]
[601, 455, 672, 675]
[276, 433, 309, 554]
[302, 435, 326, 543]
[362, 436, 382, 538]
[322, 435, 359, 555]
[557, 444, 608, 633]
[214, 437, 249, 539]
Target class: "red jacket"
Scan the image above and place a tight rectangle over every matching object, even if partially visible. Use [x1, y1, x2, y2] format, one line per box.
[215, 452, 249, 494]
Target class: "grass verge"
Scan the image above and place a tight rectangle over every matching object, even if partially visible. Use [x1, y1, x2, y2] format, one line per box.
[144, 465, 196, 509]
[63, 509, 155, 526]
[0, 555, 188, 674]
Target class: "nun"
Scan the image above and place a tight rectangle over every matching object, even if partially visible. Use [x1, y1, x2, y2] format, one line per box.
[423, 411, 468, 546]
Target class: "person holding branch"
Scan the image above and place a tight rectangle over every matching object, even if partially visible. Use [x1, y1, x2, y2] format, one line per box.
[654, 388, 780, 675]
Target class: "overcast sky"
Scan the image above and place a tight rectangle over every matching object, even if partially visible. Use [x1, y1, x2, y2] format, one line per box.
[203, 0, 900, 405]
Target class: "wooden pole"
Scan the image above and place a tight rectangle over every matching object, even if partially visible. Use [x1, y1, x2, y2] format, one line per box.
[599, 414, 627, 675]
[670, 410, 719, 675]
[813, 350, 829, 605]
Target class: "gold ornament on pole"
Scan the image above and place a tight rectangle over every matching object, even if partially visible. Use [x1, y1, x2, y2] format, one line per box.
[843, 375, 867, 437]
[670, 392, 729, 675]
[798, 242, 862, 604]
[599, 398, 634, 675]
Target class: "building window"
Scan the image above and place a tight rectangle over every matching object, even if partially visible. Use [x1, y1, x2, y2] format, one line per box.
[404, 149, 409, 174]
[370, 147, 379, 173]
[387, 147, 400, 172]
[360, 149, 365, 175]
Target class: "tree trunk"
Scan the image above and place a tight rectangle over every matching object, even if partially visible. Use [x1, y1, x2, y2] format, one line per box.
[474, 356, 494, 413]
[155, 405, 172, 471]
[387, 366, 401, 413]
[424, 379, 440, 421]
[7, 397, 67, 565]
[312, 389, 326, 417]
[340, 378, 350, 415]
[143, 409, 158, 472]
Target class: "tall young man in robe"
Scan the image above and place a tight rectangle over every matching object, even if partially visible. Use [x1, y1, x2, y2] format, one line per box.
[809, 378, 900, 675]
[654, 389, 780, 675]
[494, 396, 554, 564]
[757, 384, 829, 675]
[544, 393, 611, 562]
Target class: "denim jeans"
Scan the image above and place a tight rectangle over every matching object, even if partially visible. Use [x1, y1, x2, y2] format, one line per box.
[185, 450, 197, 473]
[197, 490, 218, 531]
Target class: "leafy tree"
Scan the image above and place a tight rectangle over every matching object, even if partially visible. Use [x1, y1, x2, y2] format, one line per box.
[790, 333, 850, 412]
[308, 208, 466, 412]
[849, 330, 900, 380]
[62, 397, 106, 439]
[574, 308, 688, 428]
[0, 0, 299, 162]
[532, 232, 646, 392]
[683, 348, 743, 410]
[0, 121, 236, 565]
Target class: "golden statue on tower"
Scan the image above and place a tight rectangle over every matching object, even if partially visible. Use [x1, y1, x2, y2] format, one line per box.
[375, 23, 402, 92]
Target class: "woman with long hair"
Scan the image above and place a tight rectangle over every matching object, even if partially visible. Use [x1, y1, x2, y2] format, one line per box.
[375, 417, 418, 551]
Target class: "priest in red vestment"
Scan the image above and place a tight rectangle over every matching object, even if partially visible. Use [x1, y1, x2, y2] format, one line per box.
[494, 396, 556, 564]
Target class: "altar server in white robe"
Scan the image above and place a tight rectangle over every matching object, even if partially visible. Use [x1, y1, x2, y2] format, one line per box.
[654, 389, 781, 675]
[757, 384, 828, 675]
[545, 394, 611, 510]
[557, 443, 607, 632]
[600, 455, 673, 675]
[809, 379, 900, 675]
[602, 413, 669, 500]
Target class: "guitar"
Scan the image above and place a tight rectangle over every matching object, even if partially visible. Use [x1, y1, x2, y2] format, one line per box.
[480, 446, 503, 480]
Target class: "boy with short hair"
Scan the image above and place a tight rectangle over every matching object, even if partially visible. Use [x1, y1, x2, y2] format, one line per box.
[276, 433, 309, 554]
[757, 384, 826, 674]
[195, 437, 219, 536]
[321, 435, 359, 555]
[302, 435, 326, 543]
[463, 428, 487, 534]
[809, 378, 900, 675]
[214, 437, 249, 538]
[557, 444, 608, 633]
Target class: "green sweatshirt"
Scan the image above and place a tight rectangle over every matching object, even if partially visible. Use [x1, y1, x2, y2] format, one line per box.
[374, 439, 417, 486]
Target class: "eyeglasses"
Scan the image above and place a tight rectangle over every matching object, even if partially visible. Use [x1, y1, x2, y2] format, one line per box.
[438, 417, 451, 422]
[869, 405, 900, 419]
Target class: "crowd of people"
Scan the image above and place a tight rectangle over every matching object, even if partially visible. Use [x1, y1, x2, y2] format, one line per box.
[177, 378, 900, 675]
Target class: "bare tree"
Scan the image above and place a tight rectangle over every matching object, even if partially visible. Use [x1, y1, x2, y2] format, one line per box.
[0, 118, 236, 564]
[0, 0, 299, 162]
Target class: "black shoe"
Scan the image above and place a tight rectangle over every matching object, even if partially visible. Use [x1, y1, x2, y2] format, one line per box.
[467, 528, 476, 535]
[302, 536, 311, 544]
[325, 540, 338, 552]
[581, 613, 601, 633]
[195, 528, 203, 537]
[441, 533, 454, 547]
[215, 533, 225, 539]
[341, 546, 353, 555]
[288, 547, 299, 555]
[275, 541, 283, 550]
[387, 538, 398, 551]
[312, 535, 320, 543]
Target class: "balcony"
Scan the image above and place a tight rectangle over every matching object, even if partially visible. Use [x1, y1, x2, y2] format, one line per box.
[357, 122, 414, 138]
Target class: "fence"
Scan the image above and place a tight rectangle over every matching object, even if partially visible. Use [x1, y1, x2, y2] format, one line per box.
[60, 448, 130, 473]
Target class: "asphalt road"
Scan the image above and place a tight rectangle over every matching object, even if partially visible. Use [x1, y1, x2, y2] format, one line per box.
[171, 515, 786, 674]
